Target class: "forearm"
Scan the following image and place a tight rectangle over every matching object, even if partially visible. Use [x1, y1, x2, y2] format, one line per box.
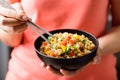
[0, 28, 23, 47]
[98, 25, 120, 55]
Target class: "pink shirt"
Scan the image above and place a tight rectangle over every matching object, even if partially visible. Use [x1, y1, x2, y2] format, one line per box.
[6, 0, 117, 80]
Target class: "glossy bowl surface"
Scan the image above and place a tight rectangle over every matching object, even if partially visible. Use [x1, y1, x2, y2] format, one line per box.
[34, 29, 99, 70]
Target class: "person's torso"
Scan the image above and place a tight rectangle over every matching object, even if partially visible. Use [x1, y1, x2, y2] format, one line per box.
[6, 0, 117, 80]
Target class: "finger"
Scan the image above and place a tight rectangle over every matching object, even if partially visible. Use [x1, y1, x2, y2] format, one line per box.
[1, 23, 27, 33]
[60, 63, 90, 76]
[46, 66, 63, 76]
[60, 69, 81, 76]
[0, 15, 24, 27]
[92, 49, 101, 64]
[40, 63, 63, 76]
[0, 15, 5, 25]
[40, 62, 46, 67]
[13, 23, 27, 33]
[0, 6, 21, 20]
[60, 69, 77, 76]
[11, 3, 25, 13]
[0, 5, 27, 21]
[92, 55, 101, 64]
[11, 3, 29, 20]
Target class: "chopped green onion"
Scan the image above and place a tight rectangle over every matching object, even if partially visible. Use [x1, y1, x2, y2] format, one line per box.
[52, 44, 56, 49]
[66, 47, 70, 53]
[81, 38, 87, 43]
[48, 36, 52, 40]
[73, 44, 80, 49]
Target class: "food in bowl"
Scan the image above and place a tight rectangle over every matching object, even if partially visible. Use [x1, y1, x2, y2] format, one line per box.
[40, 32, 95, 58]
[34, 29, 98, 70]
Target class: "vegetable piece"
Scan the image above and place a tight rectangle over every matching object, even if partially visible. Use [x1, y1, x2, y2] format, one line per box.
[52, 44, 56, 49]
[66, 46, 70, 53]
[74, 44, 80, 49]
[61, 46, 67, 53]
[61, 39, 67, 45]
[43, 41, 48, 46]
[66, 36, 71, 40]
[81, 38, 87, 43]
[69, 39, 75, 45]
[48, 36, 52, 40]
[50, 51, 56, 57]
[73, 33, 79, 39]
[58, 36, 63, 41]
[69, 52, 75, 57]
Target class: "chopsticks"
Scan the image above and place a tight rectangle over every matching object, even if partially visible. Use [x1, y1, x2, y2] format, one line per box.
[0, 0, 52, 42]
[27, 20, 52, 43]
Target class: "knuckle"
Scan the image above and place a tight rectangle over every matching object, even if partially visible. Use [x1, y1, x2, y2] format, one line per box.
[17, 13, 23, 19]
[0, 18, 6, 25]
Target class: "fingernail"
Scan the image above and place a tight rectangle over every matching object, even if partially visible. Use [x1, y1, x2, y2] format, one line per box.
[22, 15, 28, 21]
[41, 63, 45, 67]
[46, 66, 50, 70]
[92, 58, 97, 64]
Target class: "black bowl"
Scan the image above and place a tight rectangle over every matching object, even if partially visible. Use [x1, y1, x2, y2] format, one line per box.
[34, 29, 99, 71]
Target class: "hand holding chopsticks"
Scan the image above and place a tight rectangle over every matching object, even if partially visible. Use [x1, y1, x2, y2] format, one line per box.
[0, 0, 52, 43]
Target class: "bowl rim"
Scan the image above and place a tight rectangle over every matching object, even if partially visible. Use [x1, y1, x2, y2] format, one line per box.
[34, 29, 99, 59]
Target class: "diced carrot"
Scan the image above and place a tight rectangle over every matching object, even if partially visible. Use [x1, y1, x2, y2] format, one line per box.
[61, 39, 67, 45]
[69, 39, 75, 45]
[43, 41, 48, 46]
[50, 51, 56, 57]
[66, 36, 71, 40]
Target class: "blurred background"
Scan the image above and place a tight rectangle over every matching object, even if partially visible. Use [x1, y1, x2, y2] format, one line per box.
[0, 42, 10, 80]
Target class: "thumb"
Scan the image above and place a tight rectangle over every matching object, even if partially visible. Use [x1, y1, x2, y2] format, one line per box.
[0, 4, 28, 21]
[92, 55, 101, 64]
[92, 49, 101, 64]
[11, 2, 29, 21]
